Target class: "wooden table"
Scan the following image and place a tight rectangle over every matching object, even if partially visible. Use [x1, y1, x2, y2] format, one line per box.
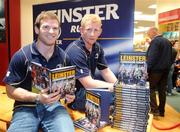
[0, 86, 14, 128]
[0, 86, 152, 132]
[67, 106, 153, 132]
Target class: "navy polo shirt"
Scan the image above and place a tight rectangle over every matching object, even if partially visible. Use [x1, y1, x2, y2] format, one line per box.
[65, 37, 108, 89]
[3, 41, 70, 107]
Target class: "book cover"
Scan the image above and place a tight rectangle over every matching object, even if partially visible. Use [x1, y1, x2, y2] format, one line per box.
[31, 61, 76, 99]
[89, 88, 113, 123]
[74, 90, 110, 131]
[118, 52, 148, 86]
[85, 90, 101, 129]
[74, 118, 97, 132]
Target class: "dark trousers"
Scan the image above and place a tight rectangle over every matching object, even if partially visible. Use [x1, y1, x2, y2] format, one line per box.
[148, 71, 169, 114]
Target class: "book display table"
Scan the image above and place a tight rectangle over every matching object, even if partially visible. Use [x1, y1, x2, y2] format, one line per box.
[67, 105, 153, 132]
[0, 86, 152, 132]
[0, 86, 14, 129]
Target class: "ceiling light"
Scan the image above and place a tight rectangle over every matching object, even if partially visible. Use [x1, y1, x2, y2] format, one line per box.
[134, 27, 150, 33]
[134, 11, 142, 15]
[148, 4, 157, 9]
[135, 14, 156, 21]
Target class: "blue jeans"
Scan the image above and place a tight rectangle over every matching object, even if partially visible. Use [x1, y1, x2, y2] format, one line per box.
[8, 102, 75, 132]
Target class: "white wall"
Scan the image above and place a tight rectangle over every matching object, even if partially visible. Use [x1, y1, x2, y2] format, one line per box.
[20, 0, 65, 46]
[157, 0, 180, 13]
[156, 0, 180, 27]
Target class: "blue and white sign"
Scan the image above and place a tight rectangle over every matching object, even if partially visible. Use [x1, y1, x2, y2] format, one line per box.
[33, 0, 134, 77]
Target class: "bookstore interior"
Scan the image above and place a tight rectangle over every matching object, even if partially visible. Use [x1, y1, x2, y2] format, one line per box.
[0, 0, 180, 132]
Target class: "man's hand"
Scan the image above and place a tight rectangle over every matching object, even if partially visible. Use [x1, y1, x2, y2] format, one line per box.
[65, 94, 75, 104]
[108, 83, 115, 92]
[38, 88, 61, 105]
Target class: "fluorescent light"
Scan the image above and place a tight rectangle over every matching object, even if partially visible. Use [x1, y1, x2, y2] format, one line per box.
[134, 11, 142, 15]
[134, 27, 150, 33]
[148, 4, 157, 9]
[135, 14, 156, 21]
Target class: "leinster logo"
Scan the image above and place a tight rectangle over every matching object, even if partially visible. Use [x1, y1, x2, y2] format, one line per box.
[95, 53, 99, 59]
[56, 64, 63, 68]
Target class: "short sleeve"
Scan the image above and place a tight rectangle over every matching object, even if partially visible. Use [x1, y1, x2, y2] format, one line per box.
[66, 44, 90, 79]
[3, 50, 28, 87]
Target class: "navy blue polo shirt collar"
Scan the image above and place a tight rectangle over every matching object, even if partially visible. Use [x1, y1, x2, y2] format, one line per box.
[31, 41, 59, 58]
[79, 37, 97, 55]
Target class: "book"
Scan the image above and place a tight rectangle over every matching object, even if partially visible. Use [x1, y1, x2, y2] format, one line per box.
[31, 61, 76, 99]
[74, 118, 98, 132]
[118, 52, 148, 86]
[89, 88, 114, 123]
[74, 89, 112, 132]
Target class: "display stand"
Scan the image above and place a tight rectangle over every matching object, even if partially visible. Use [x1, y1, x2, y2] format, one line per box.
[0, 86, 14, 129]
[0, 86, 153, 131]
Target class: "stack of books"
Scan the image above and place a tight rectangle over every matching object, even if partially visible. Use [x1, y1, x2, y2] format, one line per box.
[112, 82, 150, 132]
[112, 52, 150, 132]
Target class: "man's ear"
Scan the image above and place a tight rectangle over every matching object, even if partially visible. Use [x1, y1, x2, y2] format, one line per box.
[99, 28, 102, 36]
[79, 27, 83, 35]
[34, 26, 39, 35]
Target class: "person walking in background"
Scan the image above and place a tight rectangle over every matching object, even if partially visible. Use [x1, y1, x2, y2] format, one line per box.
[146, 27, 172, 117]
[167, 40, 178, 95]
[175, 45, 180, 93]
[3, 11, 75, 132]
[65, 14, 117, 111]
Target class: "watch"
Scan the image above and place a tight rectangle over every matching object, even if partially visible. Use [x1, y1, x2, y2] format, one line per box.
[35, 94, 40, 104]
